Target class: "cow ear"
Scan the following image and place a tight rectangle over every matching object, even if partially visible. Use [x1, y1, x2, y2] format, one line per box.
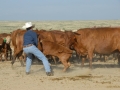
[74, 32, 81, 35]
[72, 36, 78, 43]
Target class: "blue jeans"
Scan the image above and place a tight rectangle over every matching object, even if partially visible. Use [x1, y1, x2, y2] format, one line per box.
[23, 45, 51, 73]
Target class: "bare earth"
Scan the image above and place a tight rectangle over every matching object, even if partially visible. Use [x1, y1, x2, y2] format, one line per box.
[0, 59, 120, 90]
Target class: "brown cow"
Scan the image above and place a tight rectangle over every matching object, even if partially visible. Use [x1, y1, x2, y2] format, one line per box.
[37, 30, 76, 48]
[71, 27, 120, 68]
[5, 29, 42, 66]
[0, 33, 11, 61]
[9, 29, 42, 66]
[37, 30, 76, 63]
[0, 33, 11, 39]
[38, 36, 73, 72]
[0, 37, 5, 61]
[50, 30, 76, 48]
[7, 29, 26, 66]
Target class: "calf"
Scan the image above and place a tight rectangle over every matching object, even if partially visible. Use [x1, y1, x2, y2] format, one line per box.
[0, 37, 7, 61]
[38, 38, 73, 72]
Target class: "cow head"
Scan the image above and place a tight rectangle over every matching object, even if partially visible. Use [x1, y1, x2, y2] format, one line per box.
[68, 33, 81, 50]
[5, 36, 11, 44]
[69, 31, 88, 56]
[71, 41, 88, 56]
[64, 31, 78, 49]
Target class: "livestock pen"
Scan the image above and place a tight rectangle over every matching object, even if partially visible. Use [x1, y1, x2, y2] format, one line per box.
[0, 20, 120, 90]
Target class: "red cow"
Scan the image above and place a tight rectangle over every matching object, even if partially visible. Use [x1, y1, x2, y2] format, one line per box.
[7, 29, 26, 66]
[37, 30, 76, 48]
[37, 30, 76, 63]
[71, 27, 120, 68]
[38, 36, 73, 72]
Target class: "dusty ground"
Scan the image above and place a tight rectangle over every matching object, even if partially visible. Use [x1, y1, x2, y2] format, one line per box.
[0, 58, 120, 90]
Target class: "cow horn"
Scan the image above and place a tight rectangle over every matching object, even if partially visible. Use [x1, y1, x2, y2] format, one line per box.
[72, 30, 77, 32]
[60, 29, 65, 32]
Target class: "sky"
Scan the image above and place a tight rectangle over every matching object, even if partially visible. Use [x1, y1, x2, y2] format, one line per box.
[0, 0, 120, 21]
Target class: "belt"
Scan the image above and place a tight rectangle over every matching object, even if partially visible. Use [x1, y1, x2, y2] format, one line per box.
[23, 44, 33, 48]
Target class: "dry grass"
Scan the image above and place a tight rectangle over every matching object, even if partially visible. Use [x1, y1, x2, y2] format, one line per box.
[0, 20, 120, 33]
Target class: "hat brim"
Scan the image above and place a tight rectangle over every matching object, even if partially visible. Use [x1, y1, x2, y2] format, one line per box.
[22, 24, 35, 29]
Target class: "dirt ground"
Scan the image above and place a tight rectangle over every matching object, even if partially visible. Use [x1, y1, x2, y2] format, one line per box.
[0, 58, 120, 90]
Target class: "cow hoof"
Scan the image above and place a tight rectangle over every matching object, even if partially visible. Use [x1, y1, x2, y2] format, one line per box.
[11, 61, 14, 65]
[62, 69, 66, 72]
[68, 62, 71, 67]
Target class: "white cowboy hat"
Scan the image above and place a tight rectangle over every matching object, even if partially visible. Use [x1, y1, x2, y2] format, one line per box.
[22, 22, 35, 29]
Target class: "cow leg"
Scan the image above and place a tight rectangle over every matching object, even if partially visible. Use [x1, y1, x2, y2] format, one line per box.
[4, 53, 7, 61]
[88, 51, 93, 69]
[11, 54, 24, 66]
[3, 44, 7, 61]
[11, 55, 16, 65]
[60, 58, 69, 72]
[11, 49, 23, 66]
[117, 53, 120, 66]
[76, 53, 81, 64]
[18, 56, 25, 67]
[104, 55, 108, 62]
[11, 47, 15, 65]
[99, 54, 102, 62]
[0, 54, 2, 61]
[61, 54, 72, 72]
[70, 51, 79, 63]
[81, 56, 86, 68]
[11, 47, 18, 65]
[113, 53, 118, 64]
[17, 51, 25, 67]
[23, 53, 26, 63]
[113, 53, 118, 60]
[52, 56, 57, 65]
[9, 50, 12, 60]
[89, 59, 93, 69]
[47, 55, 57, 65]
[103, 55, 106, 62]
[6, 49, 11, 61]
[67, 55, 71, 67]
[102, 55, 108, 62]
[68, 62, 71, 67]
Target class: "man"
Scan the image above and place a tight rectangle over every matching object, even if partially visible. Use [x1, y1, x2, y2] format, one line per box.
[22, 22, 53, 76]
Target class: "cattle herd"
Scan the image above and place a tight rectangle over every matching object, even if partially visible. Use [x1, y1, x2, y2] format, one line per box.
[0, 27, 120, 72]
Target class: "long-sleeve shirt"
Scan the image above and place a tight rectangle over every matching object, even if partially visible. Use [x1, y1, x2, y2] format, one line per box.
[23, 30, 38, 46]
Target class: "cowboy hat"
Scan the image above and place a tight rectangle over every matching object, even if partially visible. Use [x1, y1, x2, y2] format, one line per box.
[22, 22, 35, 29]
